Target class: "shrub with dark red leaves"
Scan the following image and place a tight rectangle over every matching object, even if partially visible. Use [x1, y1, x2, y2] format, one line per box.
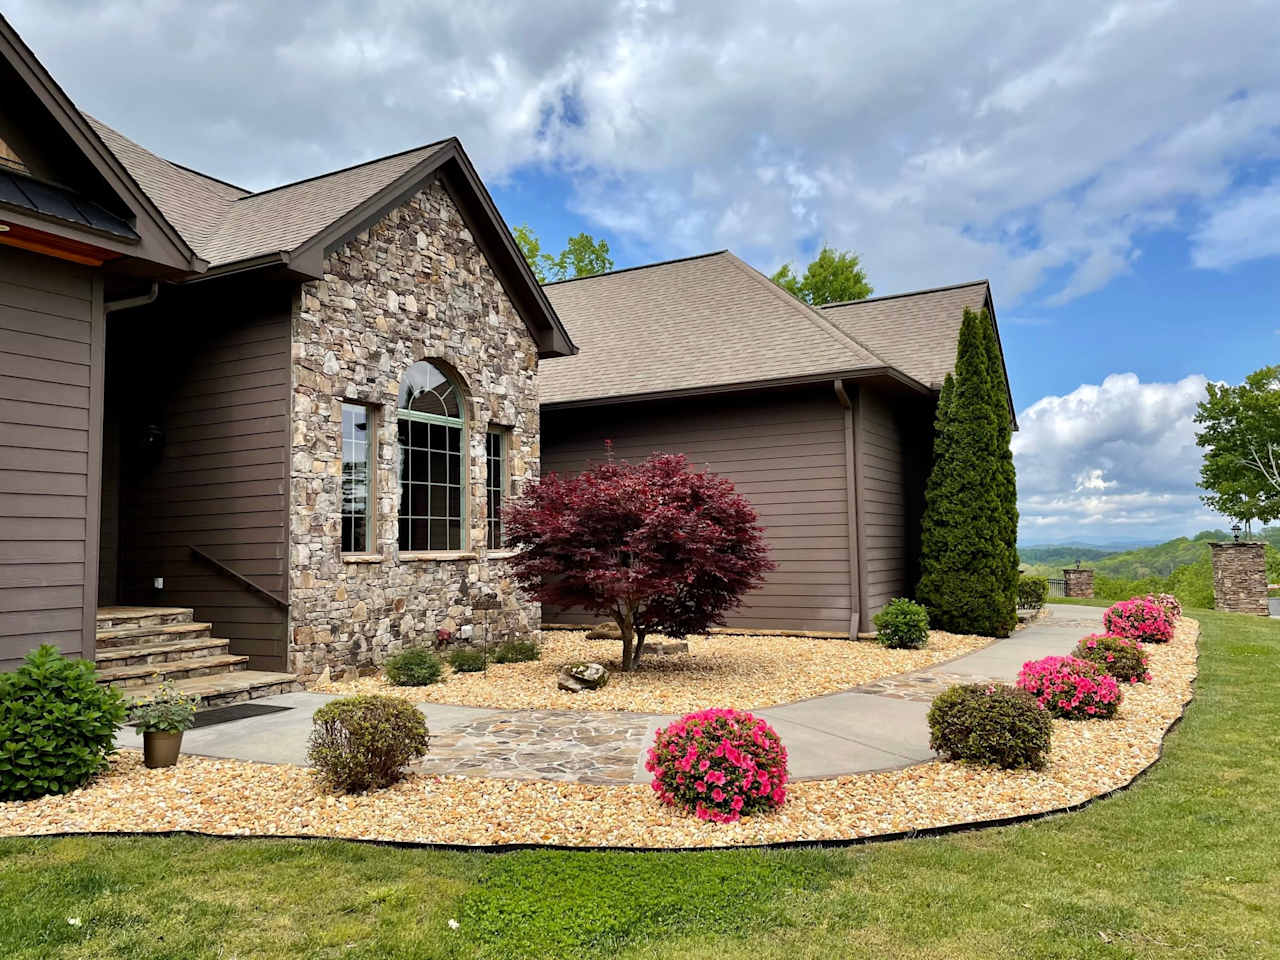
[645, 708, 788, 823]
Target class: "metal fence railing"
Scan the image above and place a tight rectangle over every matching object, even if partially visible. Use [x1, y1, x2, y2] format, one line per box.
[1047, 578, 1066, 598]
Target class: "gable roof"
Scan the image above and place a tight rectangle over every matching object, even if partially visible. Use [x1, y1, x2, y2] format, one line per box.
[819, 280, 991, 390]
[0, 14, 199, 271]
[540, 250, 903, 406]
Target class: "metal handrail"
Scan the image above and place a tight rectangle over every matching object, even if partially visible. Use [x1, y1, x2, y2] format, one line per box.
[189, 545, 288, 609]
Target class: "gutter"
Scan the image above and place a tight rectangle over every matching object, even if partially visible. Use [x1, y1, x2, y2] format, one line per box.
[104, 281, 158, 314]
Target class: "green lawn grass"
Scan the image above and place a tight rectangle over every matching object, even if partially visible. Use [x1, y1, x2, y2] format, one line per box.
[2, 607, 1277, 959]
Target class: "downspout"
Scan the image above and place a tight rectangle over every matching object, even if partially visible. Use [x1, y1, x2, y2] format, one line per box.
[834, 379, 865, 637]
[104, 281, 159, 314]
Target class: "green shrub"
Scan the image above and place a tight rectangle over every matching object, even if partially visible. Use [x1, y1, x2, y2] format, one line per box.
[873, 598, 930, 649]
[1017, 574, 1048, 610]
[0, 645, 128, 800]
[448, 648, 487, 672]
[307, 694, 429, 793]
[384, 647, 443, 686]
[1073, 634, 1151, 684]
[492, 640, 540, 663]
[927, 682, 1051, 770]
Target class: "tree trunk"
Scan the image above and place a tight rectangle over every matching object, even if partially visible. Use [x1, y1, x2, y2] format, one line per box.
[617, 607, 642, 671]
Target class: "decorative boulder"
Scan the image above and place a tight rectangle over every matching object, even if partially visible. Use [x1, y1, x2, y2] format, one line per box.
[558, 661, 609, 692]
[585, 621, 621, 640]
[646, 640, 689, 656]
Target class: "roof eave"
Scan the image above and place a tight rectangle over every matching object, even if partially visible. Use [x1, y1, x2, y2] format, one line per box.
[541, 364, 931, 411]
[0, 16, 204, 274]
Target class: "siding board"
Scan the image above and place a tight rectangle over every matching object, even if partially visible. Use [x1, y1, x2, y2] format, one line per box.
[0, 249, 99, 668]
[543, 386, 853, 635]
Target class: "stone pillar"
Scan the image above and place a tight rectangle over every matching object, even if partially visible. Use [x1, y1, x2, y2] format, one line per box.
[1210, 542, 1268, 615]
[1063, 568, 1094, 598]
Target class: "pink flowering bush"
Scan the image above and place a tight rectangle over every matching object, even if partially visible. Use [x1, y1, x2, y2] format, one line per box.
[645, 708, 788, 823]
[1146, 593, 1182, 622]
[1073, 634, 1152, 684]
[1017, 655, 1122, 720]
[1103, 597, 1175, 644]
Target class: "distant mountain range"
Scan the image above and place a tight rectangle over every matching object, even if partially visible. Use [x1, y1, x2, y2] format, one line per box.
[1020, 528, 1280, 583]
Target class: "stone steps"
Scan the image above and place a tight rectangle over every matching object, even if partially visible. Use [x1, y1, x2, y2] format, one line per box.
[96, 653, 250, 688]
[121, 671, 302, 709]
[94, 605, 301, 707]
[95, 621, 214, 649]
[94, 636, 231, 667]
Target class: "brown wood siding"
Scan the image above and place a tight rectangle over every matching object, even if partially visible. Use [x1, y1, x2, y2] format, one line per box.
[855, 386, 908, 625]
[0, 247, 101, 670]
[542, 386, 854, 634]
[114, 276, 291, 670]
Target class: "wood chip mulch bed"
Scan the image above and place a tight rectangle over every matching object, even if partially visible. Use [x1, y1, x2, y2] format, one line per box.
[309, 628, 997, 713]
[0, 618, 1198, 849]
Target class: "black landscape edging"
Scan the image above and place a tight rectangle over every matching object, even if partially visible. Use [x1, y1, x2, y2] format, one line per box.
[21, 627, 1201, 856]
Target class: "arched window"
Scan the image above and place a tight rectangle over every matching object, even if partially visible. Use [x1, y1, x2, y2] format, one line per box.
[397, 361, 465, 551]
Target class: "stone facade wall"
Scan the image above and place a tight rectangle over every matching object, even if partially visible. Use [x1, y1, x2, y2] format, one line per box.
[1210, 542, 1268, 615]
[1063, 567, 1094, 599]
[288, 179, 541, 680]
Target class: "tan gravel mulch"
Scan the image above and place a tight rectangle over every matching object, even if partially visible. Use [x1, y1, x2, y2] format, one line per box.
[310, 628, 997, 712]
[0, 618, 1199, 849]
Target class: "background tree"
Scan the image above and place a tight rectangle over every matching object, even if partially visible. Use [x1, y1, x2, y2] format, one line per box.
[770, 245, 872, 305]
[1195, 364, 1280, 531]
[504, 452, 774, 670]
[513, 224, 614, 283]
[916, 308, 1018, 636]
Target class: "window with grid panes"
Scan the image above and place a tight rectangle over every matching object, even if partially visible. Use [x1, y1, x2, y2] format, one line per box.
[397, 362, 464, 551]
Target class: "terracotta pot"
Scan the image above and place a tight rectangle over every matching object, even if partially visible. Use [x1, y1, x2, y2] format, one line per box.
[142, 730, 184, 768]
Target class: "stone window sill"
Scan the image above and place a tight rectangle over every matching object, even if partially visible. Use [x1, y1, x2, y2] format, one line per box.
[486, 550, 519, 560]
[341, 553, 384, 564]
[399, 551, 478, 562]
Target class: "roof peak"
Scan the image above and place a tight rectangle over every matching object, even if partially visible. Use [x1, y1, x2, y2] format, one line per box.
[235, 137, 454, 201]
[820, 278, 989, 310]
[541, 249, 730, 286]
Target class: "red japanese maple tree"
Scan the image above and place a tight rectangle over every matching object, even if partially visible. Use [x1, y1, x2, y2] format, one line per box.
[504, 452, 774, 670]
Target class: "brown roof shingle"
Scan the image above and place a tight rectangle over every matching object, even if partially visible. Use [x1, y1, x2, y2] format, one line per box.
[540, 251, 888, 405]
[87, 116, 445, 267]
[819, 281, 991, 390]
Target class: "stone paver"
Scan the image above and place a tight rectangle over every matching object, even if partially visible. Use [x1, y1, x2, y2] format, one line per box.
[115, 606, 1104, 782]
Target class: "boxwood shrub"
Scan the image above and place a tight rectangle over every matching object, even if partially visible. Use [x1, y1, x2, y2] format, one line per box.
[384, 647, 443, 686]
[873, 597, 930, 649]
[0, 645, 127, 800]
[927, 682, 1051, 770]
[447, 648, 487, 672]
[1017, 574, 1049, 610]
[492, 640, 540, 663]
[307, 694, 429, 793]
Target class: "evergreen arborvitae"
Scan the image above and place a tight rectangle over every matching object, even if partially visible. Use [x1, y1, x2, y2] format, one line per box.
[982, 312, 1020, 634]
[916, 308, 1017, 636]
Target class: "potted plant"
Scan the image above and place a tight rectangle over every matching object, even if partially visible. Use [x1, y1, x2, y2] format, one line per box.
[130, 683, 198, 768]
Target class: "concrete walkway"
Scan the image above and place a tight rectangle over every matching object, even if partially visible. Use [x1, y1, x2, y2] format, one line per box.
[116, 605, 1105, 783]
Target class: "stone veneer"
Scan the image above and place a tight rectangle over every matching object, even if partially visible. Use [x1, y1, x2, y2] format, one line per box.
[1063, 567, 1094, 599]
[288, 179, 541, 680]
[1210, 541, 1268, 615]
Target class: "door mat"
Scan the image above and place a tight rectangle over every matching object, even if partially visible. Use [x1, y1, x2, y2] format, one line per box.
[192, 703, 292, 728]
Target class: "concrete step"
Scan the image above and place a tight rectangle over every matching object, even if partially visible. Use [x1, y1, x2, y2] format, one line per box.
[96, 606, 194, 632]
[95, 636, 231, 668]
[96, 653, 249, 688]
[123, 670, 303, 709]
[95, 621, 213, 649]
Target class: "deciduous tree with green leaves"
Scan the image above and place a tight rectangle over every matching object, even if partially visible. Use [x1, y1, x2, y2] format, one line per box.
[513, 225, 614, 283]
[916, 307, 1018, 637]
[770, 246, 872, 305]
[1195, 364, 1280, 530]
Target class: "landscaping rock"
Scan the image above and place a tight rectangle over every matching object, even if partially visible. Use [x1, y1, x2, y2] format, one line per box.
[645, 641, 689, 656]
[558, 662, 609, 692]
[585, 622, 621, 640]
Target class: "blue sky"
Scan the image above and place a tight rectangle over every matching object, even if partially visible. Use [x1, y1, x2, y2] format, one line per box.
[8, 0, 1279, 545]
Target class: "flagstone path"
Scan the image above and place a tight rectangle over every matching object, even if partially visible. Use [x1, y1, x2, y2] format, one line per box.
[115, 605, 1105, 783]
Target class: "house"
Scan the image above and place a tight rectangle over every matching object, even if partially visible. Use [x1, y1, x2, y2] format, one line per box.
[539, 251, 1010, 634]
[0, 16, 574, 699]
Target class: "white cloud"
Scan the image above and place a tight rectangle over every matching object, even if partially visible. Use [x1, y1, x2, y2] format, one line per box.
[1012, 373, 1218, 541]
[7, 1, 1280, 307]
[1190, 178, 1280, 269]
